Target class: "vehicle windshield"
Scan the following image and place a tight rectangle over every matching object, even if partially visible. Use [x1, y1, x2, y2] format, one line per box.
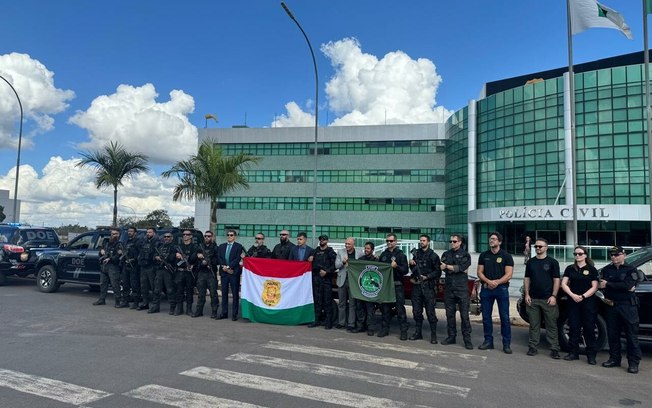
[0, 227, 16, 243]
[625, 248, 650, 266]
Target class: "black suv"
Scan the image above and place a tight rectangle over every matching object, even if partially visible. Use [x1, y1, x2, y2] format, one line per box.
[0, 224, 61, 285]
[35, 227, 203, 293]
[517, 247, 652, 352]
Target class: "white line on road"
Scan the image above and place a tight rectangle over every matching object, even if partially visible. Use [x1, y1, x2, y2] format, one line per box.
[331, 337, 487, 363]
[124, 384, 268, 408]
[226, 353, 470, 398]
[0, 368, 111, 406]
[181, 366, 421, 408]
[263, 341, 479, 378]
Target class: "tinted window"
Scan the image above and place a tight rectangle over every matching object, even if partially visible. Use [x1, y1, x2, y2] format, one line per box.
[0, 227, 17, 243]
[18, 229, 60, 248]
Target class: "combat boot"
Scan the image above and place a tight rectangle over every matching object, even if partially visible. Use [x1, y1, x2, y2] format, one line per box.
[147, 306, 160, 314]
[192, 306, 203, 318]
[430, 330, 438, 344]
[377, 327, 389, 338]
[168, 304, 177, 315]
[174, 303, 183, 316]
[400, 330, 408, 341]
[409, 325, 423, 341]
[92, 298, 106, 306]
[210, 308, 218, 319]
[186, 303, 193, 316]
[129, 302, 139, 310]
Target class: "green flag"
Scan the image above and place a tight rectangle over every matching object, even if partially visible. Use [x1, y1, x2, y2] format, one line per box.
[647, 0, 652, 14]
[347, 260, 396, 303]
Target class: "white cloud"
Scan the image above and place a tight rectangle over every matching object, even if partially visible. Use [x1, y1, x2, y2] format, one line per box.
[70, 83, 198, 164]
[0, 53, 75, 149]
[0, 156, 193, 227]
[272, 38, 451, 127]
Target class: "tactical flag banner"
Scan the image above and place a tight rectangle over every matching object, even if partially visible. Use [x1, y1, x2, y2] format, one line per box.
[241, 258, 315, 325]
[347, 260, 396, 303]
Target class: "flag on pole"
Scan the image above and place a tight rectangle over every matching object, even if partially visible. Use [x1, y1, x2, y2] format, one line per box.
[241, 258, 315, 325]
[347, 260, 396, 303]
[570, 0, 633, 39]
[646, 0, 652, 15]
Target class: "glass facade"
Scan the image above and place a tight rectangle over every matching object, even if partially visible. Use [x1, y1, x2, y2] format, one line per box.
[444, 107, 469, 236]
[243, 169, 445, 183]
[221, 140, 445, 156]
[218, 197, 444, 212]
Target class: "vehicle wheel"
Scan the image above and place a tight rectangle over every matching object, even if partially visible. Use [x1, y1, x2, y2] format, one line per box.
[0, 272, 7, 286]
[557, 314, 607, 354]
[36, 265, 60, 293]
[88, 285, 100, 292]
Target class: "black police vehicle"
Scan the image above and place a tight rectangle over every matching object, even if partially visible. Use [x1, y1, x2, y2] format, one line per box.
[517, 246, 652, 352]
[34, 227, 202, 293]
[0, 224, 61, 285]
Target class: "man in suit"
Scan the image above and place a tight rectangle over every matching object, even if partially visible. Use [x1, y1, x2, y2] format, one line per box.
[217, 229, 245, 321]
[335, 237, 363, 330]
[289, 232, 313, 261]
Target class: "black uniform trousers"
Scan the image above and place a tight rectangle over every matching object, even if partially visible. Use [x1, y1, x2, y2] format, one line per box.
[605, 299, 642, 364]
[153, 267, 175, 310]
[312, 275, 333, 325]
[196, 271, 219, 314]
[411, 281, 437, 329]
[139, 264, 156, 306]
[174, 269, 195, 308]
[567, 296, 598, 356]
[99, 263, 122, 305]
[380, 282, 408, 332]
[444, 274, 472, 340]
[122, 263, 141, 303]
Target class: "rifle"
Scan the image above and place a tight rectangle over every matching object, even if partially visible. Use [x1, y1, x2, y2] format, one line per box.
[176, 245, 196, 281]
[154, 246, 175, 274]
[409, 248, 422, 283]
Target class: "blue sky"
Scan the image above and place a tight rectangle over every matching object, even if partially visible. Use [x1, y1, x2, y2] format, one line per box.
[0, 0, 647, 227]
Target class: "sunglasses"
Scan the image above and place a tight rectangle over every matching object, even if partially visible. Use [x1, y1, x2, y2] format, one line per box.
[534, 245, 545, 249]
[386, 239, 395, 243]
[227, 233, 235, 236]
[183, 233, 191, 236]
[204, 235, 212, 238]
[280, 233, 288, 236]
[255, 237, 264, 240]
[610, 253, 623, 257]
[449, 240, 458, 243]
[573, 252, 585, 256]
[164, 236, 172, 238]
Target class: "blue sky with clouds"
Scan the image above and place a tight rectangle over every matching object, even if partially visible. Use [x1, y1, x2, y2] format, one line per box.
[0, 0, 647, 226]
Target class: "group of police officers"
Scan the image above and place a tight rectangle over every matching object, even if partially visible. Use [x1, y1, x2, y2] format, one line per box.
[93, 226, 642, 374]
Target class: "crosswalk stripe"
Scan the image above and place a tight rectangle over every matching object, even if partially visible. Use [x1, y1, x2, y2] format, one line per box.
[226, 353, 470, 398]
[0, 369, 111, 406]
[124, 384, 267, 408]
[263, 341, 479, 378]
[331, 337, 487, 363]
[181, 366, 428, 408]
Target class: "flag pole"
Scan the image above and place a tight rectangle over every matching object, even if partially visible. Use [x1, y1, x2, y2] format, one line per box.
[566, 0, 579, 246]
[644, 0, 652, 244]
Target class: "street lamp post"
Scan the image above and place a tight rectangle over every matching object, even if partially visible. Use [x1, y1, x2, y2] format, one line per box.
[0, 74, 24, 223]
[281, 2, 319, 245]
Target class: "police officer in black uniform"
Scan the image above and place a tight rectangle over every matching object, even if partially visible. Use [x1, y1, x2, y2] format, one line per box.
[136, 227, 158, 311]
[440, 234, 473, 349]
[307, 235, 337, 329]
[193, 230, 220, 318]
[408, 234, 441, 344]
[247, 232, 272, 258]
[150, 232, 177, 314]
[378, 233, 409, 340]
[599, 245, 643, 374]
[174, 230, 199, 316]
[123, 226, 141, 309]
[354, 241, 378, 335]
[93, 228, 127, 307]
[272, 229, 295, 260]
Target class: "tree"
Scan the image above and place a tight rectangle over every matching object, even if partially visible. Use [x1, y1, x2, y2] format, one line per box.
[142, 209, 173, 228]
[76, 141, 149, 227]
[179, 216, 194, 229]
[0, 205, 5, 222]
[162, 139, 259, 233]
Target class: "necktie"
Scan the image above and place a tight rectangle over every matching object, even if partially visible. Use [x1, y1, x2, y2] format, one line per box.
[225, 244, 232, 260]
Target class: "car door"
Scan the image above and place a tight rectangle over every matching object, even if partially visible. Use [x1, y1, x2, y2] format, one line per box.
[57, 232, 101, 284]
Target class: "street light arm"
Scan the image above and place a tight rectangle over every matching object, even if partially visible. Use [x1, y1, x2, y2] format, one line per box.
[0, 74, 24, 223]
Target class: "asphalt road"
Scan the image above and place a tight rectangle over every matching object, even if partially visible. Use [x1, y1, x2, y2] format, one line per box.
[0, 277, 650, 408]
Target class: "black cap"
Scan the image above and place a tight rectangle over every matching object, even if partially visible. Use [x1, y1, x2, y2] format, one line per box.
[318, 234, 329, 241]
[609, 245, 624, 255]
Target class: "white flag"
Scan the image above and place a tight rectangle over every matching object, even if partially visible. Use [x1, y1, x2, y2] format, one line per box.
[570, 0, 633, 39]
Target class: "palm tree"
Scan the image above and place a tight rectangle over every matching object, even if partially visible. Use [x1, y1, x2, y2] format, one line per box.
[162, 139, 259, 233]
[77, 141, 149, 226]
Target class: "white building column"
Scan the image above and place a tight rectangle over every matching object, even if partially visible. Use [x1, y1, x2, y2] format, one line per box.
[563, 72, 576, 245]
[467, 100, 477, 253]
